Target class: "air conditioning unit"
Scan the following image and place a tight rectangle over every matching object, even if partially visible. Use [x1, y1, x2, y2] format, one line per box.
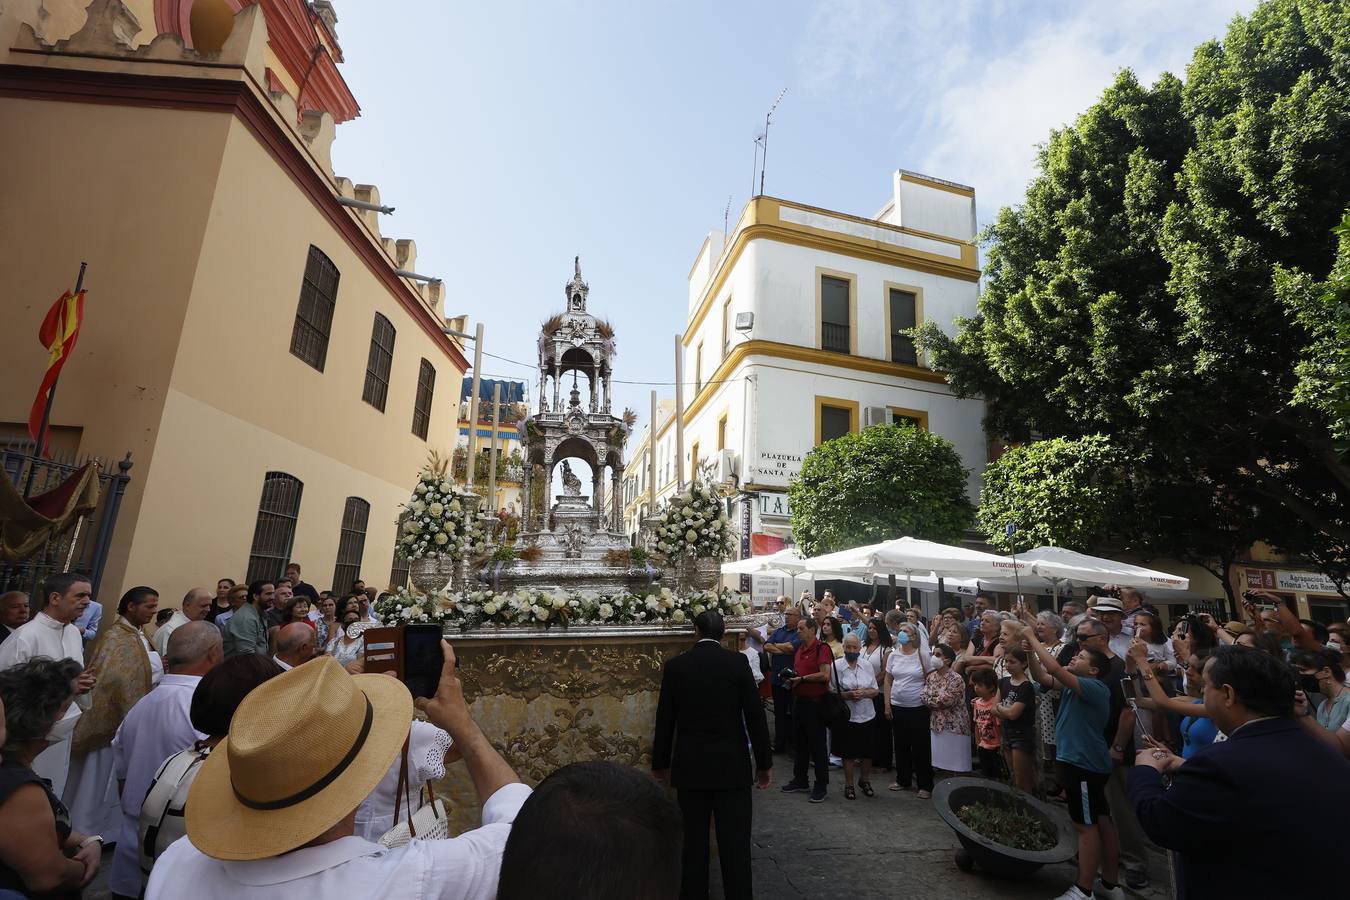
[715, 449, 738, 483]
[863, 406, 894, 428]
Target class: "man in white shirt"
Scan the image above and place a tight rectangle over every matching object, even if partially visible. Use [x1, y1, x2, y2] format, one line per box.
[109, 622, 222, 898]
[152, 587, 213, 656]
[0, 571, 97, 794]
[146, 643, 529, 900]
[272, 621, 316, 670]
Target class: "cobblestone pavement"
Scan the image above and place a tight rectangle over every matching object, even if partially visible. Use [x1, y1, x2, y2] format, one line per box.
[88, 757, 1175, 900]
[705, 752, 1176, 900]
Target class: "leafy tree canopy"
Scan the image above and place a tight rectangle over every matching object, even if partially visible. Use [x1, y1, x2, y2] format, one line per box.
[916, 0, 1350, 587]
[787, 424, 974, 557]
[979, 436, 1131, 555]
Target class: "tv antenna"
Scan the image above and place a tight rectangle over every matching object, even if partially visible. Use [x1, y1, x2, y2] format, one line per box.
[723, 195, 733, 241]
[758, 88, 786, 196]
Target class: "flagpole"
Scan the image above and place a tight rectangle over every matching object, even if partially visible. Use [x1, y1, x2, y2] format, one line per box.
[24, 261, 86, 497]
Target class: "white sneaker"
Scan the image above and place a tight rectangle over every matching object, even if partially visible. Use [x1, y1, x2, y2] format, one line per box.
[1052, 887, 1091, 900]
[1092, 880, 1125, 900]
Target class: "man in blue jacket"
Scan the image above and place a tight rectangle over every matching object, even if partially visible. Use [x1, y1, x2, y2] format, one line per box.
[1129, 644, 1350, 898]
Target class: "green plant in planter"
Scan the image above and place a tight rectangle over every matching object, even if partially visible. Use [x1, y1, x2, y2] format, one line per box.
[629, 546, 650, 566]
[956, 801, 1055, 852]
[490, 545, 515, 563]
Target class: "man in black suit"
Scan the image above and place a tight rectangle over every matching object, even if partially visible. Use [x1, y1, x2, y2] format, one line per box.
[652, 610, 772, 900]
[0, 591, 29, 645]
[1129, 644, 1350, 898]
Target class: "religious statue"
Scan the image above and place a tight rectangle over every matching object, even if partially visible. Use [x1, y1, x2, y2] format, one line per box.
[560, 460, 583, 497]
[561, 522, 586, 559]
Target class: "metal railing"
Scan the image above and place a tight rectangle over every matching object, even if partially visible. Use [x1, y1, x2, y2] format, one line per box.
[821, 322, 850, 354]
[0, 442, 133, 599]
[890, 333, 918, 366]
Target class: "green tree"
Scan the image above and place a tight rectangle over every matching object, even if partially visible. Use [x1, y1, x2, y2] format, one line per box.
[788, 424, 974, 556]
[978, 436, 1131, 555]
[915, 0, 1350, 592]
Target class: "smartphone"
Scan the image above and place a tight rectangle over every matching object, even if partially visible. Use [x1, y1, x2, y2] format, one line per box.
[402, 624, 445, 700]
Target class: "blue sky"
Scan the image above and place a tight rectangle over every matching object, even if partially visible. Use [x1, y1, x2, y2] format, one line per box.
[329, 0, 1258, 435]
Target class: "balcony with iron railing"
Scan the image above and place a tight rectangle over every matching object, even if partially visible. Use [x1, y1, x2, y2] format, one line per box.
[457, 400, 530, 427]
[890, 333, 917, 366]
[821, 321, 850, 354]
[451, 449, 526, 484]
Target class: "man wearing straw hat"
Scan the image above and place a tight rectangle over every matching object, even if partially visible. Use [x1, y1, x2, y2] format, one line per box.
[145, 644, 529, 899]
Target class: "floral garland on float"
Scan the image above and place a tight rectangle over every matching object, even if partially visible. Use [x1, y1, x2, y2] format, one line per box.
[374, 584, 750, 631]
[649, 477, 735, 592]
[395, 454, 491, 563]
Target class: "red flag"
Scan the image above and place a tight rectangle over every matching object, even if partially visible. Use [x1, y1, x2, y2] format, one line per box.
[28, 289, 85, 456]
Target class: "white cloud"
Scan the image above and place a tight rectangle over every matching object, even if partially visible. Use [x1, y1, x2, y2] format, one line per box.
[800, 0, 1259, 220]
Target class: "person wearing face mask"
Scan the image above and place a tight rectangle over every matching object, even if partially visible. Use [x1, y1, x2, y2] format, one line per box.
[923, 643, 971, 776]
[830, 634, 879, 800]
[1291, 648, 1350, 733]
[883, 624, 934, 798]
[0, 657, 105, 896]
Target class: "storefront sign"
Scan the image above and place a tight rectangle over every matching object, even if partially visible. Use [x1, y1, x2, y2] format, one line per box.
[1275, 570, 1338, 595]
[757, 492, 792, 519]
[1246, 569, 1277, 590]
[739, 499, 753, 593]
[752, 575, 784, 608]
[750, 451, 803, 484]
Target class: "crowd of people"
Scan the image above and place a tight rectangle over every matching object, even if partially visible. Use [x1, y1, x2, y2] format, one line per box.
[2, 569, 1350, 899]
[0, 569, 684, 900]
[750, 586, 1350, 899]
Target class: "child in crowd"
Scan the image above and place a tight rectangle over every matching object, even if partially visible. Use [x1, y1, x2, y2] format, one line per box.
[970, 667, 1003, 779]
[995, 648, 1037, 792]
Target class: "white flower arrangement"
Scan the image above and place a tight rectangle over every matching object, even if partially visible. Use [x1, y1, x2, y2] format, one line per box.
[373, 584, 750, 631]
[394, 461, 490, 563]
[650, 478, 734, 560]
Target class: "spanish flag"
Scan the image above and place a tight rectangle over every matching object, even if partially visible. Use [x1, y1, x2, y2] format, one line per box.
[28, 289, 85, 456]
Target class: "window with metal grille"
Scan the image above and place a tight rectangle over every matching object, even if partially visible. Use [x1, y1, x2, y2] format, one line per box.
[388, 519, 411, 590]
[820, 275, 850, 353]
[289, 246, 339, 371]
[245, 472, 303, 584]
[331, 497, 370, 595]
[412, 359, 435, 439]
[362, 313, 396, 411]
[889, 287, 918, 365]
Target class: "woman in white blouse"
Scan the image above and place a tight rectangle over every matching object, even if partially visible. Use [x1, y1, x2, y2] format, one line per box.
[883, 623, 934, 798]
[832, 634, 879, 800]
[325, 609, 365, 671]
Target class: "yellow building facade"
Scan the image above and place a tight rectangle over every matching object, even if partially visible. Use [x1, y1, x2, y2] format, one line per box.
[0, 3, 468, 603]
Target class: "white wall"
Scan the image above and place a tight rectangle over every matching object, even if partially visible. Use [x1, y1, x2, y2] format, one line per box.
[894, 172, 977, 241]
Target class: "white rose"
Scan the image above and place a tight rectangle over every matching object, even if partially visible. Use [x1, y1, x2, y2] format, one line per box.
[645, 598, 659, 611]
[440, 480, 453, 492]
[692, 604, 705, 616]
[568, 599, 580, 608]
[434, 532, 449, 545]
[660, 596, 674, 610]
[534, 606, 550, 621]
[429, 502, 445, 517]
[685, 529, 698, 542]
[599, 603, 614, 619]
[551, 596, 567, 610]
[416, 483, 429, 494]
[672, 609, 686, 622]
[421, 472, 435, 483]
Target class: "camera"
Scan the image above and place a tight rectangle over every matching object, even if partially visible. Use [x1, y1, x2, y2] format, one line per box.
[776, 667, 799, 687]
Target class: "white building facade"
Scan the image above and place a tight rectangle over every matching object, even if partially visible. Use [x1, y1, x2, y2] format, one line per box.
[624, 171, 987, 593]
